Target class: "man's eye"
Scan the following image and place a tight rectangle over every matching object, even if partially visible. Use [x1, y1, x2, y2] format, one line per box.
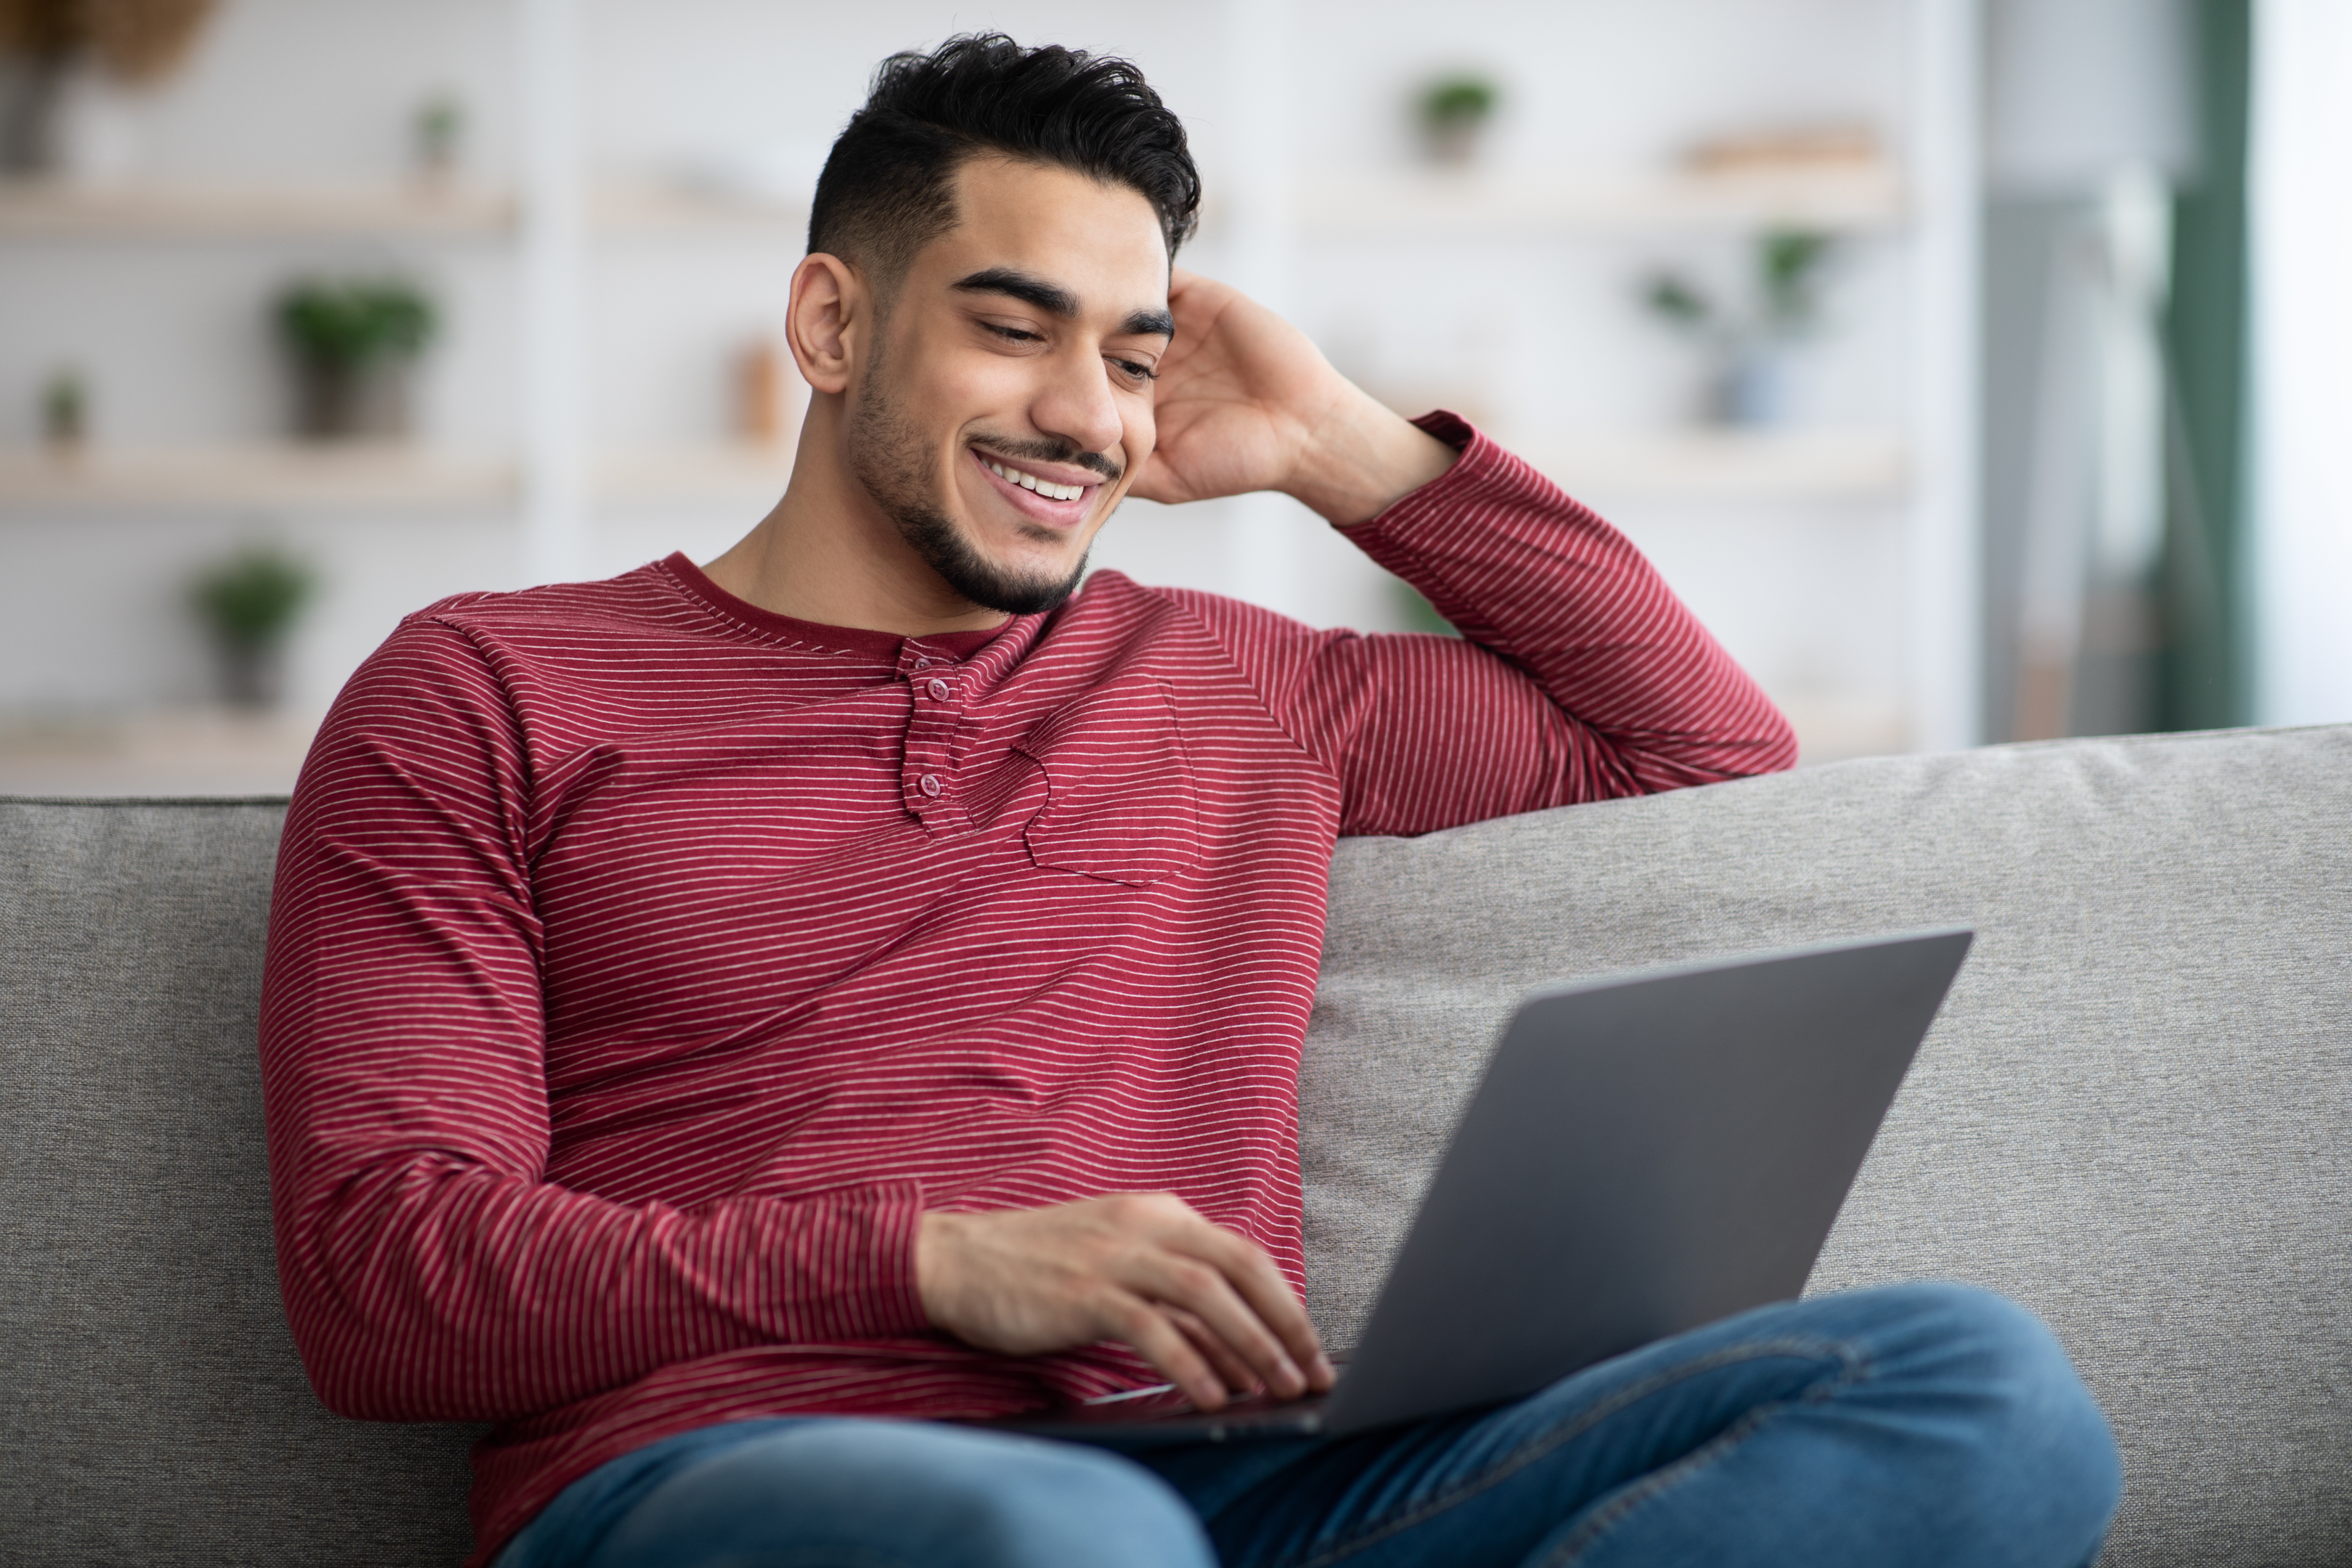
[985, 324, 1042, 344]
[1111, 359, 1159, 383]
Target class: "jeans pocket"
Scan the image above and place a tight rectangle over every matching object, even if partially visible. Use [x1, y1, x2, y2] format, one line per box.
[1015, 676, 1201, 886]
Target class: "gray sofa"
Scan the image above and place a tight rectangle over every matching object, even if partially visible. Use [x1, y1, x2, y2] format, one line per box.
[4, 723, 2348, 1566]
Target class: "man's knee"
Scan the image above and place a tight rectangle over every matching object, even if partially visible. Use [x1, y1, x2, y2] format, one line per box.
[762, 1423, 1208, 1568]
[1862, 1282, 2123, 1543]
[897, 1431, 1213, 1567]
[591, 1421, 1214, 1568]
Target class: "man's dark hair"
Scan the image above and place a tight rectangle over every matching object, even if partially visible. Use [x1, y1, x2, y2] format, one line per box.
[809, 34, 1201, 294]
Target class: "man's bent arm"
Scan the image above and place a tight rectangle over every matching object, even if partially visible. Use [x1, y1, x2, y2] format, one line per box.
[258, 620, 929, 1422]
[1169, 412, 1797, 836]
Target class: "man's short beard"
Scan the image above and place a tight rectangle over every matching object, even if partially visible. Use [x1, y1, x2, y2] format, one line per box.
[846, 346, 1095, 618]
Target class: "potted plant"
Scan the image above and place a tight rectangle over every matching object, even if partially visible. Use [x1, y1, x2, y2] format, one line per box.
[1642, 229, 1835, 426]
[275, 277, 438, 439]
[190, 544, 315, 709]
[1416, 73, 1499, 167]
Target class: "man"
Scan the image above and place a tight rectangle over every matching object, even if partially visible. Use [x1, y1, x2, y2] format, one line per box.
[260, 34, 2120, 1568]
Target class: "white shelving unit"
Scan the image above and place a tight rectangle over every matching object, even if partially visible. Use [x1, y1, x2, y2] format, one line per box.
[0, 179, 801, 241]
[1205, 0, 1981, 759]
[0, 441, 795, 510]
[1291, 166, 1906, 239]
[0, 0, 1982, 769]
[1527, 429, 1909, 504]
[0, 180, 518, 239]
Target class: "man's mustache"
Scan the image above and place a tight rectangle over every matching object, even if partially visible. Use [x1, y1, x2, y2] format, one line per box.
[972, 436, 1122, 483]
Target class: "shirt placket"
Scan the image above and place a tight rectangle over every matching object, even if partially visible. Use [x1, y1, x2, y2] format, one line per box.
[899, 645, 970, 832]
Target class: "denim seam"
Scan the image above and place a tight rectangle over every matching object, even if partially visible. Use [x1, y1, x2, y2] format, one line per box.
[1536, 1344, 1875, 1566]
[1283, 1335, 1868, 1568]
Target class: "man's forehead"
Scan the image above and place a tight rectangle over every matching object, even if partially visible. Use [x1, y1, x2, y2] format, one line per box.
[924, 158, 1170, 327]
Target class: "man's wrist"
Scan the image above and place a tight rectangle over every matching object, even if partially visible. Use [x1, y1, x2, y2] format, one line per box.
[1283, 386, 1460, 527]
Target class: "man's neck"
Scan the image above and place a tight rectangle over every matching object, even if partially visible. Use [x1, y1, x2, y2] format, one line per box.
[703, 406, 1013, 640]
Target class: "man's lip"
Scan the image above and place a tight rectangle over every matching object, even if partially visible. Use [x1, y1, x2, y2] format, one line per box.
[971, 446, 1093, 525]
[968, 445, 1110, 491]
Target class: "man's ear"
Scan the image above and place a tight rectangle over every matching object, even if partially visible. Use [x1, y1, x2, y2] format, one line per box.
[787, 253, 865, 396]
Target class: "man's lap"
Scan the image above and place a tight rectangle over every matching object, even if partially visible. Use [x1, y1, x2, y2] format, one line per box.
[497, 1283, 2120, 1568]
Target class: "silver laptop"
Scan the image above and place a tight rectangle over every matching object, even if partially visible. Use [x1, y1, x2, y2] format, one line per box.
[988, 928, 1972, 1447]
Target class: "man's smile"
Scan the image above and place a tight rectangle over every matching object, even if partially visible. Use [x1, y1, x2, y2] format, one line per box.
[968, 445, 1103, 528]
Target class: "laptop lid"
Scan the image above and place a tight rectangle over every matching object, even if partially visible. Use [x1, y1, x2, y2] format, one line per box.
[1320, 927, 1972, 1435]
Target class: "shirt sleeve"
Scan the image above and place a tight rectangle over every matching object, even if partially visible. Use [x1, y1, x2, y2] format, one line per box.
[257, 614, 931, 1424]
[1168, 412, 1798, 836]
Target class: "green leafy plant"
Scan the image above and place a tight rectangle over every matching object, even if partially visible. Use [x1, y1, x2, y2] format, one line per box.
[276, 279, 437, 369]
[1643, 227, 1836, 344]
[1418, 75, 1499, 130]
[1758, 231, 1834, 331]
[190, 544, 315, 650]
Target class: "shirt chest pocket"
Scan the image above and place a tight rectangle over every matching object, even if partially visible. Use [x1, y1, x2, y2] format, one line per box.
[1011, 677, 1201, 886]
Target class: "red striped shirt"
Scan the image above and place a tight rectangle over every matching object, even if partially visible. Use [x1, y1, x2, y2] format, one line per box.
[258, 415, 1795, 1561]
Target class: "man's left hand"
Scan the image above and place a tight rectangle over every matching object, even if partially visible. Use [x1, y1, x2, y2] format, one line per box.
[1130, 270, 1456, 526]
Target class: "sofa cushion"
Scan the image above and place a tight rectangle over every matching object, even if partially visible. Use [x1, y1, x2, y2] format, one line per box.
[1301, 724, 2352, 1568]
[0, 798, 478, 1568]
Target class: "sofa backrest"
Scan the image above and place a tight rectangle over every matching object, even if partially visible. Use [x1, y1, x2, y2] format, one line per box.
[1304, 723, 2352, 1568]
[4, 723, 2348, 1567]
[0, 799, 479, 1568]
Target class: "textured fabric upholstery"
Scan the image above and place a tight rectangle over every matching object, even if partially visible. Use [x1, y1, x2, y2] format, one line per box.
[3, 723, 2346, 1565]
[1302, 724, 2352, 1568]
[0, 799, 479, 1568]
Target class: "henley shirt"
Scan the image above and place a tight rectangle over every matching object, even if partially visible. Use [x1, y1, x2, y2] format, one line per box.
[258, 416, 1798, 1561]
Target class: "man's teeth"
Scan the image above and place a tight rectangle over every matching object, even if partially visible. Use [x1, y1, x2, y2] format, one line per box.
[986, 459, 1085, 502]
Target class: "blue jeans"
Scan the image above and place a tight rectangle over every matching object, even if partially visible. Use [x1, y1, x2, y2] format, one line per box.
[496, 1283, 2121, 1568]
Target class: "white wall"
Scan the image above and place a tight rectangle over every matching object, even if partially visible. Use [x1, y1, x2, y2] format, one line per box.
[2248, 0, 2352, 727]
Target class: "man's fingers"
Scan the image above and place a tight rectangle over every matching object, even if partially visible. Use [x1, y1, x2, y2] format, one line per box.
[1155, 1218, 1334, 1393]
[1125, 1250, 1307, 1400]
[1101, 1292, 1231, 1410]
[1164, 1305, 1262, 1397]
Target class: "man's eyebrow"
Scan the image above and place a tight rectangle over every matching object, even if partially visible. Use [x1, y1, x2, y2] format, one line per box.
[951, 267, 1174, 340]
[952, 267, 1079, 317]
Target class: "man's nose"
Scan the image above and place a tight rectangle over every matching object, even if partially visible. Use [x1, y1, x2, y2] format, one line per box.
[1030, 348, 1124, 463]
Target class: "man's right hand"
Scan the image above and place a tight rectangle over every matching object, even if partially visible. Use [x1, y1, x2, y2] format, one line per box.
[914, 1193, 1336, 1411]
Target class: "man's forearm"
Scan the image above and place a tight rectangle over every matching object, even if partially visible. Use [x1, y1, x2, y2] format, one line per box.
[1345, 416, 1798, 796]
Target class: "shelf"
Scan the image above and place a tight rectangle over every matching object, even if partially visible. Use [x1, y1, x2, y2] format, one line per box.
[0, 434, 1895, 513]
[0, 444, 515, 508]
[0, 180, 807, 242]
[0, 442, 799, 511]
[1, 171, 1897, 246]
[1524, 429, 1909, 502]
[592, 184, 806, 237]
[0, 707, 320, 797]
[1293, 166, 1905, 238]
[0, 181, 516, 240]
[597, 444, 795, 505]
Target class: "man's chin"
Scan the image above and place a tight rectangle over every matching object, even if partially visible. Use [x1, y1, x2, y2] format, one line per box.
[894, 503, 1088, 616]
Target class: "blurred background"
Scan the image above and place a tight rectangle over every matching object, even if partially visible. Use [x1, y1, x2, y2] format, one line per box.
[0, 0, 2345, 793]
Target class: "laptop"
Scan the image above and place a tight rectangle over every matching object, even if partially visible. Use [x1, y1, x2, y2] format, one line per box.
[988, 928, 1973, 1447]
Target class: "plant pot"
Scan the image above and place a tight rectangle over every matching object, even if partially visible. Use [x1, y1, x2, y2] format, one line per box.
[215, 638, 287, 709]
[1421, 118, 1487, 167]
[1710, 342, 1792, 428]
[291, 354, 415, 440]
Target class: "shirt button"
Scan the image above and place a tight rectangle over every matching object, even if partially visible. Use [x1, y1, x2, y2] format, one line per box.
[927, 678, 951, 701]
[919, 773, 943, 798]
[912, 656, 934, 670]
